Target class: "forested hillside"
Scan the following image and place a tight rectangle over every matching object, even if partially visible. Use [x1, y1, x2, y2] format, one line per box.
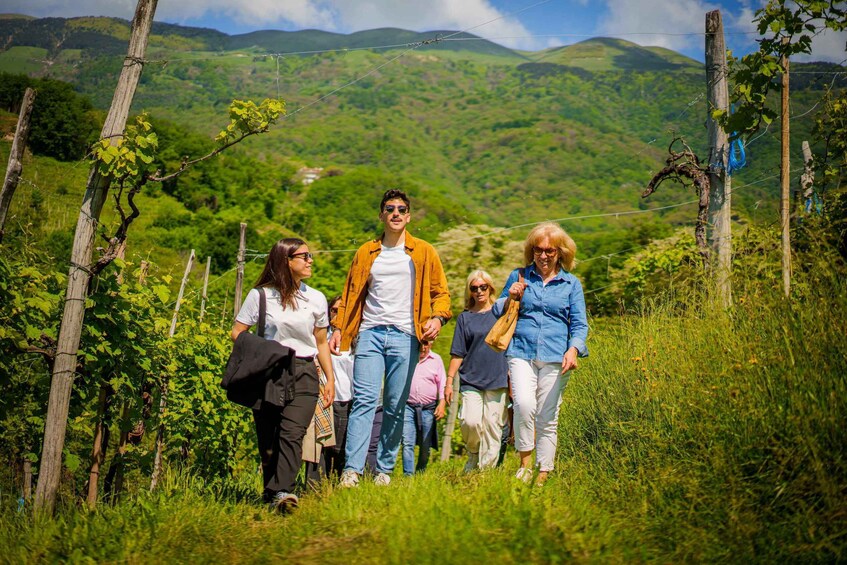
[1, 14, 843, 307]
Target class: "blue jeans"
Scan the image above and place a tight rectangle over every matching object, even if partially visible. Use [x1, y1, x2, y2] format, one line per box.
[402, 404, 435, 476]
[344, 326, 420, 475]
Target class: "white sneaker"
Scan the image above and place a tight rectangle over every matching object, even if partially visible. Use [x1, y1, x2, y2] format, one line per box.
[339, 470, 360, 488]
[374, 472, 391, 486]
[463, 452, 479, 473]
[515, 467, 533, 484]
[272, 491, 299, 512]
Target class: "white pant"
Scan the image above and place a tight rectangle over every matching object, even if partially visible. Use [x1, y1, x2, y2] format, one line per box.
[508, 358, 569, 472]
[460, 388, 508, 469]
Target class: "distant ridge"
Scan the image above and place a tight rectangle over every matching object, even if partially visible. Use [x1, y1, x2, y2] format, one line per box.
[0, 15, 524, 60]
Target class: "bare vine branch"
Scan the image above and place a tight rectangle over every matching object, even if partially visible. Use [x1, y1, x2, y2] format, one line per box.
[643, 134, 711, 265]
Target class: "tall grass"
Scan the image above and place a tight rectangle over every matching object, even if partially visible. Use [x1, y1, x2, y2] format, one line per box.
[1, 236, 845, 563]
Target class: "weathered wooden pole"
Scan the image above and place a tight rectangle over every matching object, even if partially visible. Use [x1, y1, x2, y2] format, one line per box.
[199, 256, 211, 322]
[233, 222, 247, 317]
[150, 249, 195, 490]
[85, 385, 111, 508]
[0, 87, 36, 242]
[23, 459, 32, 500]
[705, 10, 732, 309]
[780, 40, 791, 298]
[800, 140, 814, 212]
[440, 374, 461, 461]
[169, 249, 195, 338]
[138, 260, 149, 285]
[34, 0, 158, 513]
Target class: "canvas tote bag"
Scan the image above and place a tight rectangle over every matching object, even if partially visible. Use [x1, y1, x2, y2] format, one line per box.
[485, 268, 525, 352]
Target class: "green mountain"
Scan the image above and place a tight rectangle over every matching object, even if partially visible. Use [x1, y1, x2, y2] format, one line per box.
[529, 37, 702, 72]
[0, 15, 841, 311]
[0, 15, 522, 59]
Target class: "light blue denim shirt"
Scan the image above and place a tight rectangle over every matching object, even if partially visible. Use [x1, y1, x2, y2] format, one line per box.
[493, 265, 589, 363]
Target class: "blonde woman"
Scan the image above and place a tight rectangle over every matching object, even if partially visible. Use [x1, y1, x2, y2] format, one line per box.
[446, 270, 509, 471]
[494, 223, 588, 484]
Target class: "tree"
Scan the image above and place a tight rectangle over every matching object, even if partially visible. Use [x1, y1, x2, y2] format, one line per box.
[32, 0, 284, 511]
[0, 73, 101, 162]
[719, 0, 847, 137]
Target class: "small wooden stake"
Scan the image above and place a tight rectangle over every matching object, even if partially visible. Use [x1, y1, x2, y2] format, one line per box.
[233, 223, 247, 318]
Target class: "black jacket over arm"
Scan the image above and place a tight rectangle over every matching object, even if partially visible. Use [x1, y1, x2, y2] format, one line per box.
[221, 331, 296, 410]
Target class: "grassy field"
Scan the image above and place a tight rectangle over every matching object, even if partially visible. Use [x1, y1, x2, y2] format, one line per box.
[2, 259, 844, 563]
[0, 46, 48, 74]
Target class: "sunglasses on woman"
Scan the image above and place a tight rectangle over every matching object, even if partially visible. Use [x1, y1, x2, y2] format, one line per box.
[469, 284, 489, 292]
[533, 247, 558, 257]
[289, 252, 314, 261]
[383, 205, 409, 214]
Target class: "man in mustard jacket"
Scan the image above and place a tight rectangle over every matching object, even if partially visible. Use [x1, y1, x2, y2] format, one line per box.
[330, 189, 451, 487]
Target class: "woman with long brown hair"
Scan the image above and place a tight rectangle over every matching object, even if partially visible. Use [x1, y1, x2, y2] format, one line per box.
[232, 237, 335, 510]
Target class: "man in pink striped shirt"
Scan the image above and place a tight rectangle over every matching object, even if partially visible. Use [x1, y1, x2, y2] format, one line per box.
[401, 341, 446, 476]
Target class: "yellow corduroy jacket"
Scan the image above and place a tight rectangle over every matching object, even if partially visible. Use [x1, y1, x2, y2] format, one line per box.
[335, 231, 451, 351]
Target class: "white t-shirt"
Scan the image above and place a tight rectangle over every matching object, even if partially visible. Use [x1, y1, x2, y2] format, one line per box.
[331, 350, 354, 402]
[360, 243, 415, 336]
[236, 285, 328, 358]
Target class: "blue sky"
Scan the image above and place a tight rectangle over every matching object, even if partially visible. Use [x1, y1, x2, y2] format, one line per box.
[4, 0, 845, 62]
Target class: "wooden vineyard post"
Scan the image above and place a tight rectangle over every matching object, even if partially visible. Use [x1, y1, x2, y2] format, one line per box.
[0, 87, 36, 242]
[705, 10, 732, 308]
[23, 459, 32, 501]
[34, 0, 158, 513]
[169, 249, 195, 338]
[799, 140, 815, 214]
[233, 222, 247, 318]
[138, 260, 149, 284]
[199, 256, 211, 322]
[151, 249, 194, 490]
[440, 374, 461, 461]
[86, 385, 111, 508]
[780, 39, 791, 298]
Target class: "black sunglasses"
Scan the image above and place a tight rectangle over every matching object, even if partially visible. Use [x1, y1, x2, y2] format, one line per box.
[470, 284, 489, 292]
[289, 252, 313, 261]
[383, 205, 409, 215]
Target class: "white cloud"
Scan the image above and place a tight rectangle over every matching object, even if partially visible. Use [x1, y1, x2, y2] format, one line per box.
[325, 0, 537, 49]
[595, 0, 721, 52]
[5, 0, 540, 50]
[1, 0, 137, 19]
[159, 0, 336, 31]
[793, 27, 847, 64]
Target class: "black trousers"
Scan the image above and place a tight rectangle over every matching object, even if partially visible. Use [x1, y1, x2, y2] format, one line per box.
[365, 406, 384, 475]
[323, 400, 351, 478]
[252, 357, 319, 499]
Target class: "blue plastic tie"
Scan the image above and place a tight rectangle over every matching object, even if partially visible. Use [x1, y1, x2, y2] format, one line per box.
[727, 135, 746, 175]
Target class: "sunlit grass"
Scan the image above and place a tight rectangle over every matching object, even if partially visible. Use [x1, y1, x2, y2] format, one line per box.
[2, 265, 844, 562]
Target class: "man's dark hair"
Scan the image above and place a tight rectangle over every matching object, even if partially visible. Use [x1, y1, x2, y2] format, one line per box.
[379, 189, 410, 211]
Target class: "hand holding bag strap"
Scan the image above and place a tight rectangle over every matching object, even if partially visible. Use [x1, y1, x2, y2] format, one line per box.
[257, 287, 266, 338]
[484, 266, 527, 352]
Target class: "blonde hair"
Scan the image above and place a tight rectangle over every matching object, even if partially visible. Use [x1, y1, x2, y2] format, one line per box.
[523, 222, 577, 272]
[464, 270, 496, 310]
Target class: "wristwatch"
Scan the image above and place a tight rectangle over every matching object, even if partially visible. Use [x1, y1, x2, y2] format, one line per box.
[432, 315, 447, 326]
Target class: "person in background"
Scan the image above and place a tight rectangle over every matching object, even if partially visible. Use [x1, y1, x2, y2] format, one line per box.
[231, 238, 335, 510]
[322, 296, 354, 478]
[446, 270, 509, 472]
[330, 189, 451, 487]
[494, 222, 588, 485]
[402, 340, 446, 476]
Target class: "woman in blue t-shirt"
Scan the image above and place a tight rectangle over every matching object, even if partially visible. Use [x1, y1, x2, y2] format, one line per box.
[447, 270, 509, 472]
